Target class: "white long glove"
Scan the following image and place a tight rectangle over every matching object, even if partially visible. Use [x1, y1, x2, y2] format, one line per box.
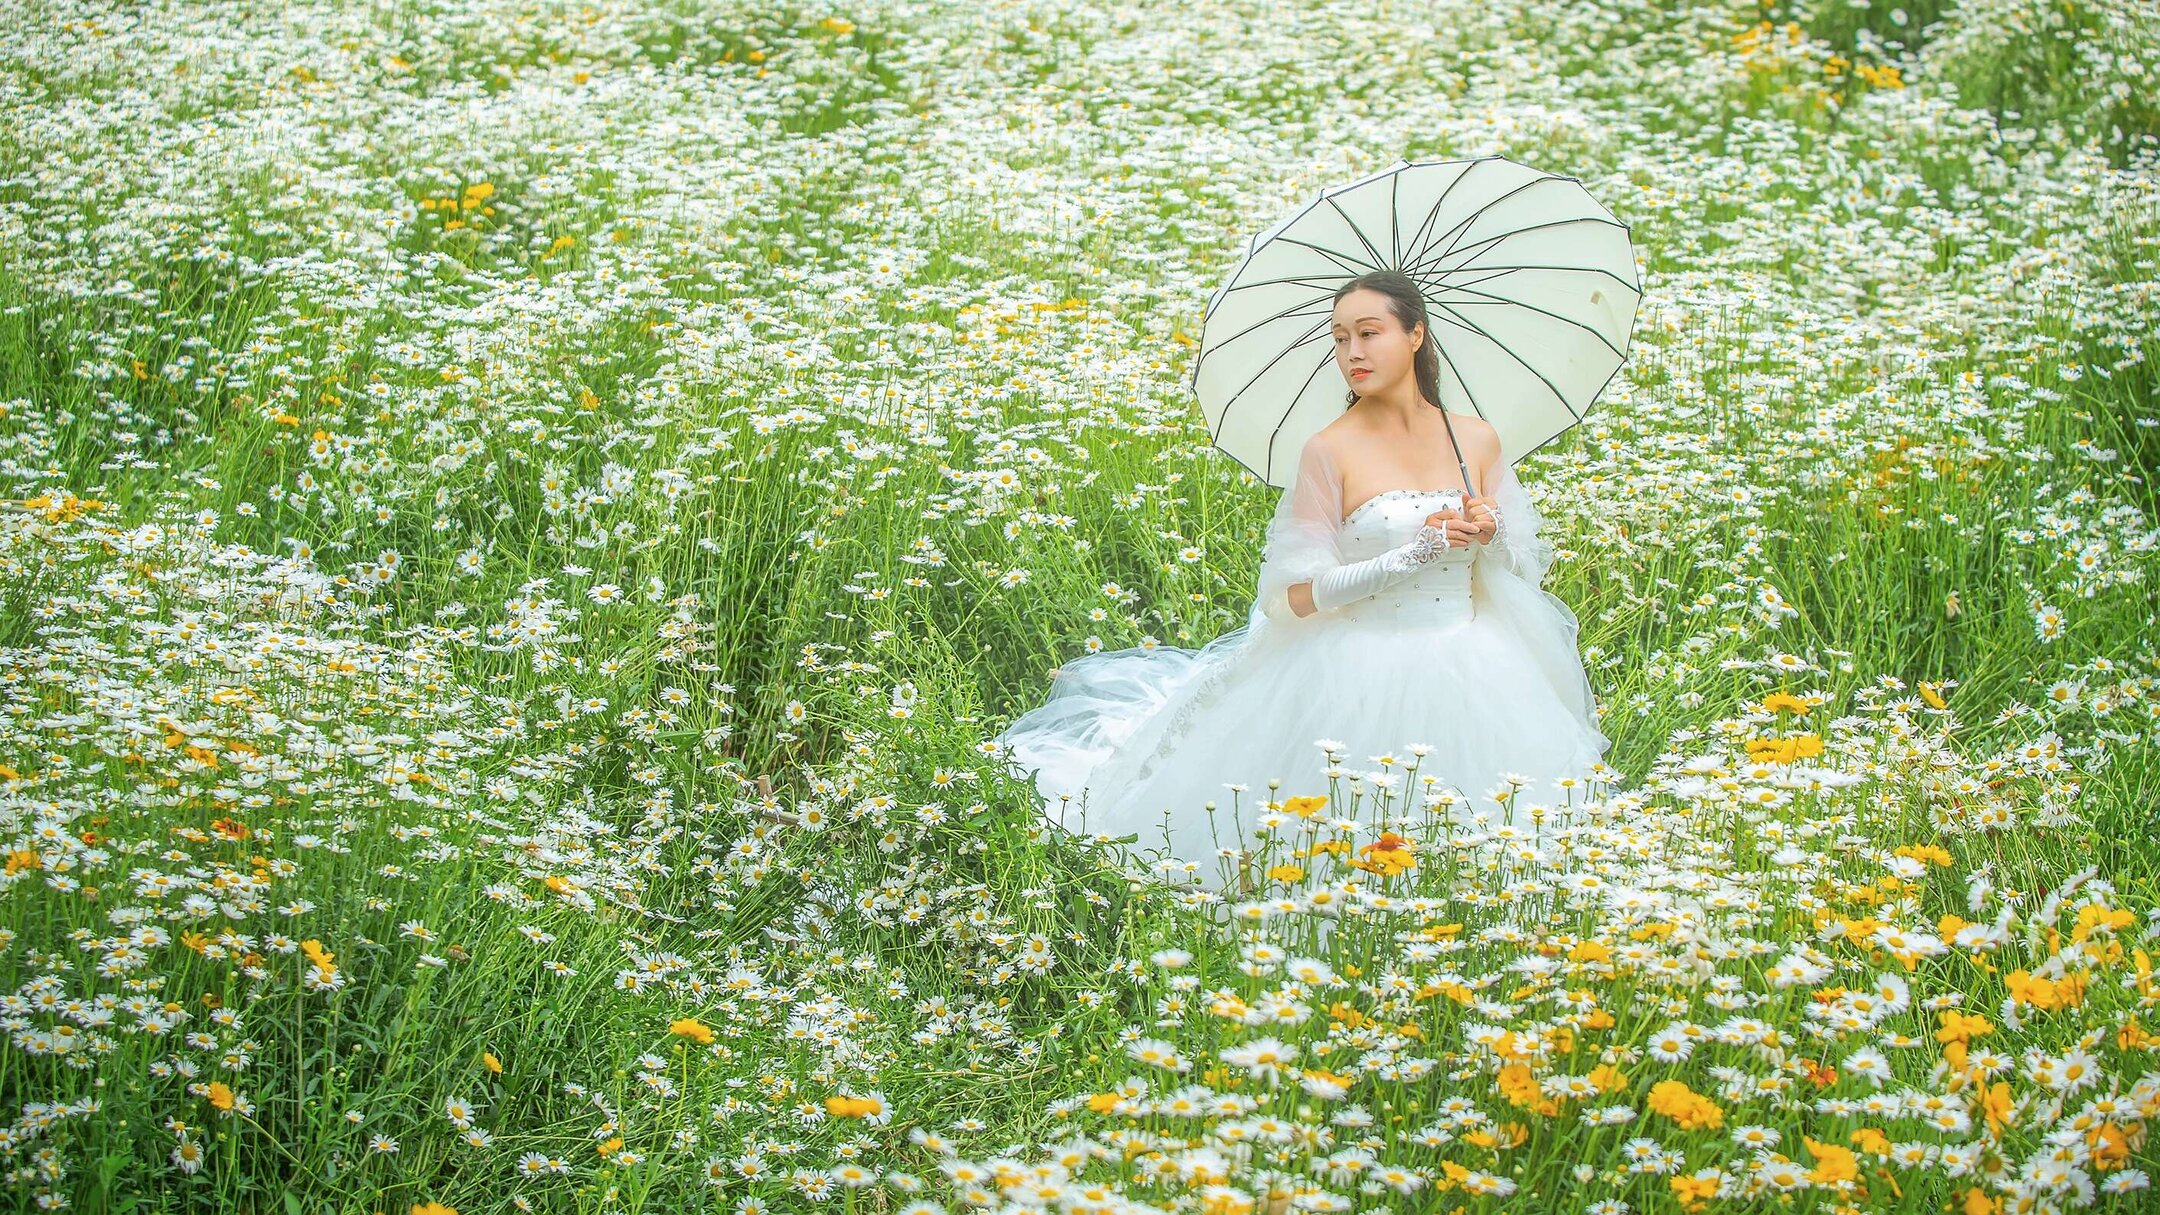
[1309, 520, 1456, 613]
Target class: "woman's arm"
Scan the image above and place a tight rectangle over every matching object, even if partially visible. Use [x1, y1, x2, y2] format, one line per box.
[1258, 437, 1456, 621]
[1300, 517, 1456, 613]
[1289, 581, 1317, 617]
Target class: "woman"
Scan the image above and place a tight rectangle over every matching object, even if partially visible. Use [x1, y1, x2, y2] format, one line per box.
[993, 270, 1611, 889]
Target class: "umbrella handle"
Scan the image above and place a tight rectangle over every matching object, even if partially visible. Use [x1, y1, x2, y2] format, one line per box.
[1432, 405, 1479, 500]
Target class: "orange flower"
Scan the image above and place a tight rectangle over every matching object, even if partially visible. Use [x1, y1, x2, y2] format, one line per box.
[209, 818, 250, 840]
[204, 1082, 235, 1111]
[1352, 833, 1417, 876]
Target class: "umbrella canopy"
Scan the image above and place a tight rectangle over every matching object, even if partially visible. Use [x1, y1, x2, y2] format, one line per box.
[1189, 154, 1640, 488]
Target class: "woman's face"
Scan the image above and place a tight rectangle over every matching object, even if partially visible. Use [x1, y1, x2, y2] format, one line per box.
[1331, 288, 1420, 395]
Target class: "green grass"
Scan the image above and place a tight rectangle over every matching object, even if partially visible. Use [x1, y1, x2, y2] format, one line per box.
[0, 0, 2156, 1212]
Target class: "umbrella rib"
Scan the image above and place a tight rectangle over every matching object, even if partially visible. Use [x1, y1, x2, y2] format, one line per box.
[1403, 214, 1633, 280]
[1427, 262, 1640, 294]
[1435, 281, 1632, 360]
[1426, 302, 1586, 426]
[1191, 292, 1348, 402]
[1423, 322, 1489, 425]
[1208, 312, 1338, 437]
[1390, 170, 1402, 268]
[1220, 267, 1370, 295]
[1322, 194, 1391, 271]
[1261, 349, 1346, 486]
[1401, 155, 1495, 260]
[1429, 173, 1565, 265]
[1247, 234, 1383, 279]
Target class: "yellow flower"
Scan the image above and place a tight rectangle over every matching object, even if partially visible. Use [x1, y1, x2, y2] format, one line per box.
[1935, 1010, 1994, 1046]
[1416, 979, 1474, 1005]
[1746, 733, 1824, 763]
[204, 1082, 235, 1111]
[482, 1051, 503, 1074]
[2073, 903, 2135, 942]
[1918, 681, 1948, 709]
[2005, 969, 2060, 1010]
[1283, 795, 1328, 818]
[2118, 1015, 2160, 1052]
[412, 1203, 458, 1215]
[1893, 843, 1954, 867]
[1981, 1082, 2016, 1136]
[670, 1017, 715, 1044]
[1327, 1002, 1367, 1029]
[825, 1093, 885, 1119]
[1647, 1079, 1725, 1130]
[1804, 1137, 1858, 1185]
[1760, 691, 1809, 715]
[2089, 1122, 2132, 1171]
[1199, 1190, 1254, 1215]
[1670, 1172, 1720, 1211]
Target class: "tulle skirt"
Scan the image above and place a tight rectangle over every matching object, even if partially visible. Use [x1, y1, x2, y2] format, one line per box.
[996, 575, 1612, 890]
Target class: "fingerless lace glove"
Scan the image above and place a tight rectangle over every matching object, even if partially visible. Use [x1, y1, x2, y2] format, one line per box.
[1309, 521, 1456, 613]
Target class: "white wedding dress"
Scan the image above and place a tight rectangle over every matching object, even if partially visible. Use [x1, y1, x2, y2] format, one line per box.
[992, 431, 1611, 887]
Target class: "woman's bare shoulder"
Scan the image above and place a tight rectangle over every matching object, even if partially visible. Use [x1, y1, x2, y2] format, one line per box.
[1449, 412, 1499, 442]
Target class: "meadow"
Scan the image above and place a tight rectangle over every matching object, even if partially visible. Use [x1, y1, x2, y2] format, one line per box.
[1, 0, 2157, 1211]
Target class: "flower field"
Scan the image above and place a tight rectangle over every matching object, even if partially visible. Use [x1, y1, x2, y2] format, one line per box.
[1, 0, 2157, 1212]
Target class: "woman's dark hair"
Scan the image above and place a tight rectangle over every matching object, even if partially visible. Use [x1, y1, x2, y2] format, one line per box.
[1333, 270, 1442, 413]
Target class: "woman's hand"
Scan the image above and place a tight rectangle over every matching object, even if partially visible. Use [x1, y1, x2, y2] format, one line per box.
[1426, 502, 1496, 546]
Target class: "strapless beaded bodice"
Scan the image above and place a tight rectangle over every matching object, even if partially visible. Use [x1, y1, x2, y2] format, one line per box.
[1336, 489, 1476, 627]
